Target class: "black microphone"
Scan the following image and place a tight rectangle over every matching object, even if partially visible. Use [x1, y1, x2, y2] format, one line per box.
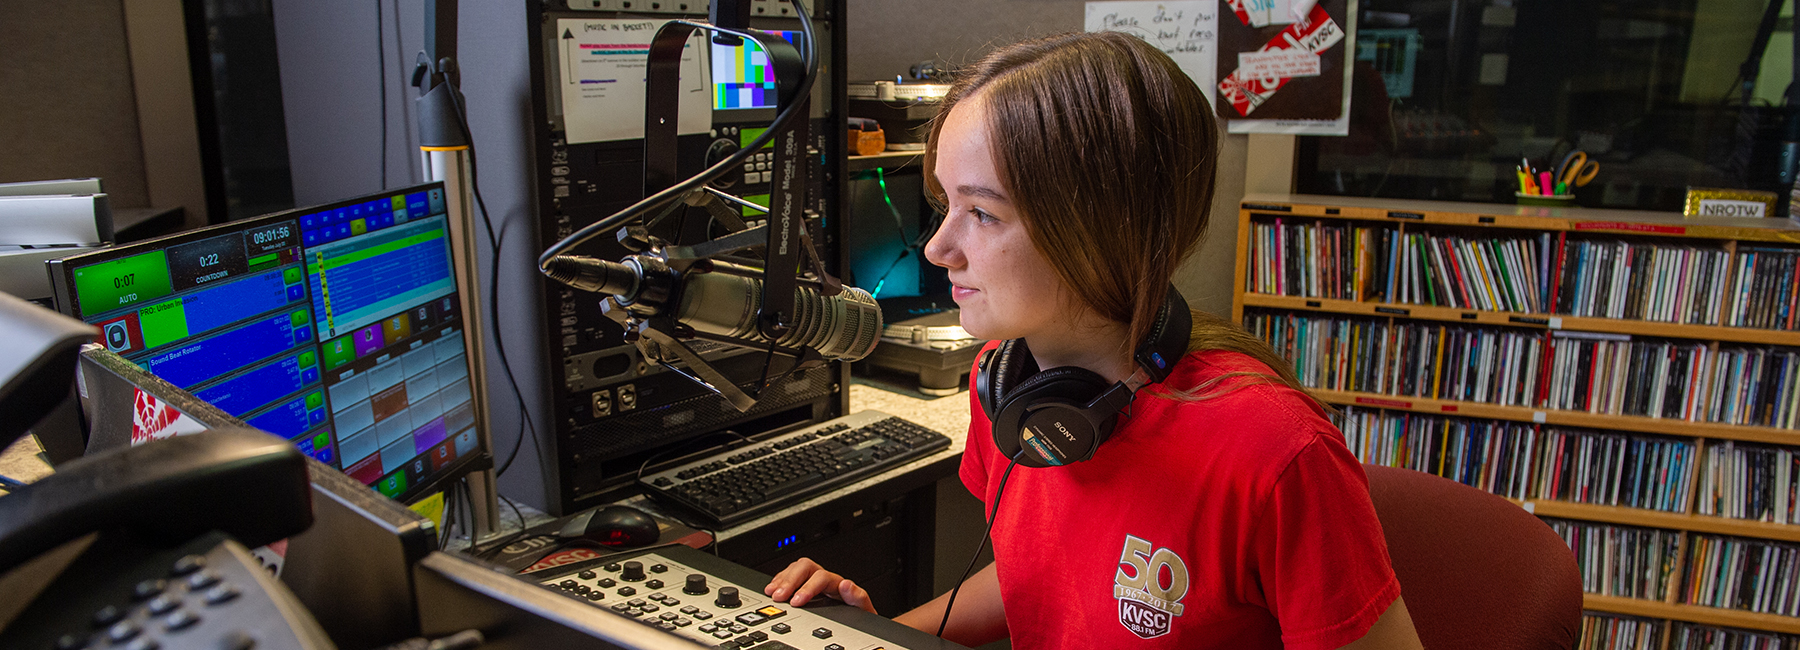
[545, 254, 883, 362]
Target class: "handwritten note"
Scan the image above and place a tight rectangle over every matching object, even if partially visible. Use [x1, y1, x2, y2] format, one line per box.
[1085, 1, 1219, 110]
[556, 18, 711, 145]
[1238, 49, 1321, 78]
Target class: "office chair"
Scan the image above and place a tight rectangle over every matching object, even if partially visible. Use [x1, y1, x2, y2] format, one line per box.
[1363, 464, 1583, 650]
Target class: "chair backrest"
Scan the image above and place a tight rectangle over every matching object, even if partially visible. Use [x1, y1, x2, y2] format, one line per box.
[1362, 464, 1583, 650]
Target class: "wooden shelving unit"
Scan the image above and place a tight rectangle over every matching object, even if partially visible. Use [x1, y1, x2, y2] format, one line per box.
[1231, 194, 1800, 643]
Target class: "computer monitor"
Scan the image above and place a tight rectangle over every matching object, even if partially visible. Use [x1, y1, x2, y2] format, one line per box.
[47, 182, 486, 503]
[710, 30, 800, 111]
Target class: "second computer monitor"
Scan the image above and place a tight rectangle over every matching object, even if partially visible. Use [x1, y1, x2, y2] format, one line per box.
[48, 182, 484, 503]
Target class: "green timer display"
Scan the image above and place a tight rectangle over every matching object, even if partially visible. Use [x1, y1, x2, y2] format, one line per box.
[72, 251, 174, 317]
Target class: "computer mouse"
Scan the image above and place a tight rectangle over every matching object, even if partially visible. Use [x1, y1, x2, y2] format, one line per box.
[558, 505, 661, 548]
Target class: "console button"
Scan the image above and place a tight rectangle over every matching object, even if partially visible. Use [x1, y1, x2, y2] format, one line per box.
[147, 595, 181, 616]
[163, 610, 200, 632]
[735, 611, 767, 626]
[171, 555, 206, 576]
[645, 579, 664, 589]
[203, 584, 241, 605]
[93, 605, 126, 627]
[617, 587, 636, 597]
[771, 623, 791, 634]
[132, 579, 167, 602]
[812, 627, 833, 639]
[578, 570, 597, 579]
[598, 578, 616, 588]
[106, 622, 141, 643]
[184, 570, 221, 590]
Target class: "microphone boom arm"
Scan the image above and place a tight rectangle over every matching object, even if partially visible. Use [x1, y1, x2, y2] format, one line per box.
[542, 4, 870, 414]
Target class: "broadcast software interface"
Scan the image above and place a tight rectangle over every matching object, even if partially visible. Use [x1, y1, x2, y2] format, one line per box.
[711, 29, 799, 110]
[51, 183, 479, 502]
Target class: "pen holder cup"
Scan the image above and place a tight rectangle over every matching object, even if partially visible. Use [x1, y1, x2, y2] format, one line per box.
[1515, 192, 1577, 207]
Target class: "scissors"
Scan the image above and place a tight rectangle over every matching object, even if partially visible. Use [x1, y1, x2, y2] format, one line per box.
[1555, 151, 1599, 190]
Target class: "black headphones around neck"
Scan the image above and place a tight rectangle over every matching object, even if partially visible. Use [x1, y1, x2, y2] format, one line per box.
[975, 286, 1191, 467]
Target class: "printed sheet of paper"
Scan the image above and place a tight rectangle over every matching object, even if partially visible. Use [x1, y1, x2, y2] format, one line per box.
[1222, 0, 1304, 27]
[556, 18, 711, 144]
[1085, 1, 1220, 112]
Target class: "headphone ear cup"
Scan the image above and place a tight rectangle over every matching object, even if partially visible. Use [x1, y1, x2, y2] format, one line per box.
[977, 340, 1032, 423]
[992, 367, 1113, 466]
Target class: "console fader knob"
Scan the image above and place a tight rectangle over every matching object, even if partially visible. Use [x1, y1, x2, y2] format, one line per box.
[685, 574, 710, 595]
[621, 561, 646, 581]
[715, 586, 740, 608]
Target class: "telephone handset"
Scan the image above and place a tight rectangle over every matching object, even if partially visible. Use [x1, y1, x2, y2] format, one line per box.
[0, 428, 336, 650]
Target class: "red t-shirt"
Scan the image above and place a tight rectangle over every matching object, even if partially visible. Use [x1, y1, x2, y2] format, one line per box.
[960, 346, 1399, 650]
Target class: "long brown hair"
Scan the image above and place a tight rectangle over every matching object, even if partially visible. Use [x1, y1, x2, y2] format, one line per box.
[924, 32, 1319, 406]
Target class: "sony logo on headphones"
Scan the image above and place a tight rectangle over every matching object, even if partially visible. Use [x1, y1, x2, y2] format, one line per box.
[1053, 420, 1077, 442]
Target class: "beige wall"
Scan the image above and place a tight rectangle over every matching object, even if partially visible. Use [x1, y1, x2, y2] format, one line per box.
[0, 0, 149, 207]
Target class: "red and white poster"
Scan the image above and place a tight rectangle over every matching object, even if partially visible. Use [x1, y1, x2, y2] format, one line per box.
[130, 387, 210, 445]
[1217, 0, 1356, 134]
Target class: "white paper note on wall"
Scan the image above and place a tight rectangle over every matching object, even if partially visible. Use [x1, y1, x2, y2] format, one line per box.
[556, 18, 711, 145]
[1222, 0, 1299, 27]
[1084, 1, 1220, 111]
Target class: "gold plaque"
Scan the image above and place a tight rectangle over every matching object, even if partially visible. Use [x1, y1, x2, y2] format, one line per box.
[1684, 187, 1778, 219]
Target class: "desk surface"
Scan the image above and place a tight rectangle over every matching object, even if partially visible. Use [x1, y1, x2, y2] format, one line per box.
[0, 380, 976, 534]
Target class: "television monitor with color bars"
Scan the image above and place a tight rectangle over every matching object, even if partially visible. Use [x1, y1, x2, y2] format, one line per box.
[711, 30, 800, 110]
[47, 182, 487, 502]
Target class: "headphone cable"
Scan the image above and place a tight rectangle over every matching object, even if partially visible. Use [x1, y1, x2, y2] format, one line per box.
[936, 449, 1026, 638]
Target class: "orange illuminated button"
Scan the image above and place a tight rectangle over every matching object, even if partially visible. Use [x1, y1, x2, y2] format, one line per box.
[734, 606, 787, 626]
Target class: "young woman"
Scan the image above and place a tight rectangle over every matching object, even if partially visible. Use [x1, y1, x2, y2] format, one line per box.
[765, 32, 1423, 649]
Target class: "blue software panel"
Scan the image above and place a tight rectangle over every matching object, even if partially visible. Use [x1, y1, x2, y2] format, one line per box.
[193, 350, 321, 416]
[245, 390, 328, 438]
[306, 217, 456, 340]
[170, 267, 300, 337]
[144, 310, 312, 389]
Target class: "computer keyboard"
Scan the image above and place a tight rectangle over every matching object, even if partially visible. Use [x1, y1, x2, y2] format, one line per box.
[640, 410, 953, 529]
